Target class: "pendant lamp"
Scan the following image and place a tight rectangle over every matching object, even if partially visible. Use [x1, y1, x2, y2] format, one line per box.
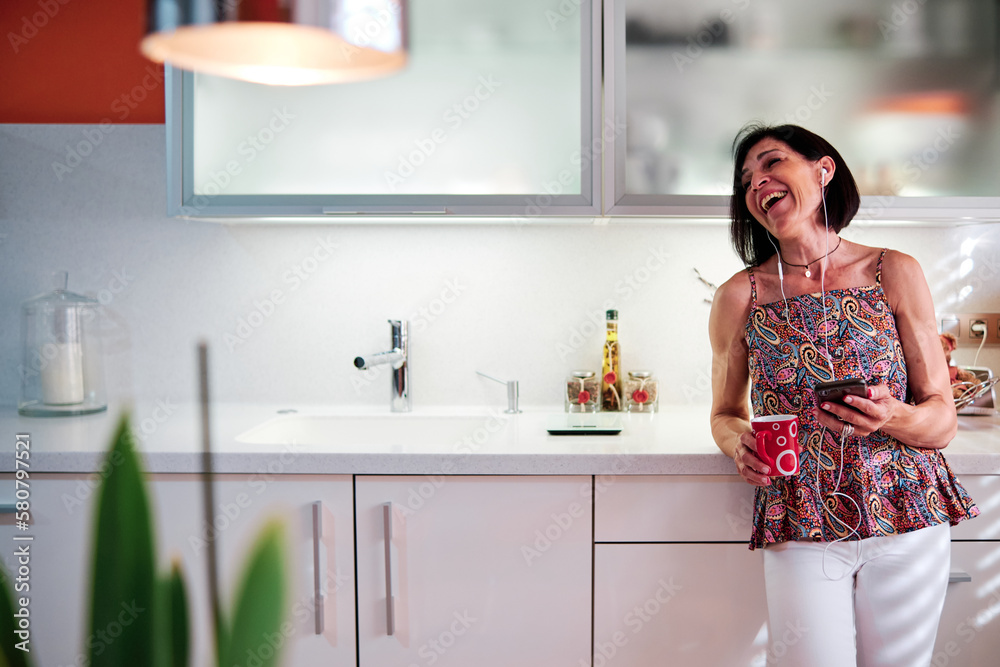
[142, 0, 408, 86]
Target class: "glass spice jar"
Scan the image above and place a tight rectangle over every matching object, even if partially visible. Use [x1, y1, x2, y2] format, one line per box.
[624, 371, 658, 413]
[566, 371, 600, 413]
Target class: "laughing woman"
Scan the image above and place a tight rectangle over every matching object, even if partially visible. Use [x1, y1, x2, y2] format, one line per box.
[708, 123, 978, 667]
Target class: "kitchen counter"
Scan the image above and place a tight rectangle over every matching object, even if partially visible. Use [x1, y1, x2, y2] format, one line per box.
[1, 402, 998, 476]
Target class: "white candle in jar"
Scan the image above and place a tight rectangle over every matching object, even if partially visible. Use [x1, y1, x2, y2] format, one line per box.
[41, 341, 85, 405]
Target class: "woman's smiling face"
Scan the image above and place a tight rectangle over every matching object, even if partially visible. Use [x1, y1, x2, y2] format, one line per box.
[740, 137, 827, 234]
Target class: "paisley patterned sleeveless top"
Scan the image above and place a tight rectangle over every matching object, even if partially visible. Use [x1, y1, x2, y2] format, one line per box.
[745, 249, 978, 550]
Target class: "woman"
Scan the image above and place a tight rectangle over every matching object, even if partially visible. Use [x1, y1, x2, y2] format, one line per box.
[709, 123, 978, 666]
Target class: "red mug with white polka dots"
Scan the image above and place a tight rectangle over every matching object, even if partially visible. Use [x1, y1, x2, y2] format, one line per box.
[751, 414, 801, 476]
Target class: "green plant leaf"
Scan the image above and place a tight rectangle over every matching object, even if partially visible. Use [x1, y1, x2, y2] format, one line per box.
[87, 415, 156, 667]
[220, 522, 287, 667]
[155, 561, 189, 667]
[0, 562, 33, 667]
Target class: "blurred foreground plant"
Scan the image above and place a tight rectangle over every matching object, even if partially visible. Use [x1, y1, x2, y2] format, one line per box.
[86, 415, 286, 667]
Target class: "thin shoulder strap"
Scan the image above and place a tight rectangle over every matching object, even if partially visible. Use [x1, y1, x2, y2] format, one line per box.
[876, 248, 888, 285]
[747, 267, 758, 309]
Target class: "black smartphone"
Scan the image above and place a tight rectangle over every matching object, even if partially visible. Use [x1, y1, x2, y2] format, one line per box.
[814, 378, 868, 408]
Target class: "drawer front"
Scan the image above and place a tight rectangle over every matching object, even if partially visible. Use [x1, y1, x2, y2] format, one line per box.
[950, 475, 1000, 540]
[594, 475, 756, 543]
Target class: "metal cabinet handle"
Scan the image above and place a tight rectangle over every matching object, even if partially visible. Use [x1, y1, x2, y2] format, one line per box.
[949, 570, 972, 584]
[383, 502, 396, 636]
[312, 501, 325, 635]
[0, 503, 16, 513]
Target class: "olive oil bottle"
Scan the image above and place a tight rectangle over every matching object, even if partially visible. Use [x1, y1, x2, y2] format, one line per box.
[601, 309, 622, 411]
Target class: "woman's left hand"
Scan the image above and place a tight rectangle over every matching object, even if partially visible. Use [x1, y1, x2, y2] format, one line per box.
[814, 384, 897, 438]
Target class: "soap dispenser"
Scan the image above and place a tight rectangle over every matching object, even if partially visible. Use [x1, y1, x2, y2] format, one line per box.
[19, 272, 107, 416]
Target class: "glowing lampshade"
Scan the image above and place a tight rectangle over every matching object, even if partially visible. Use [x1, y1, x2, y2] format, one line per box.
[142, 0, 408, 86]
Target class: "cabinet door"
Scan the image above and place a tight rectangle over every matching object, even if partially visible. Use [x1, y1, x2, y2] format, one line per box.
[169, 0, 601, 217]
[151, 474, 356, 667]
[0, 472, 355, 667]
[355, 475, 592, 667]
[0, 473, 98, 666]
[931, 541, 1000, 667]
[594, 544, 767, 666]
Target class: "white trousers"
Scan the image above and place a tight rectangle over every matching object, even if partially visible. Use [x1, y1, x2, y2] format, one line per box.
[762, 521, 951, 667]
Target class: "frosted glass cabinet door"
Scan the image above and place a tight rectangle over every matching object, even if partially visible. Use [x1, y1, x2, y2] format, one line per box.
[594, 544, 768, 666]
[604, 0, 1000, 219]
[168, 0, 601, 217]
[355, 475, 592, 667]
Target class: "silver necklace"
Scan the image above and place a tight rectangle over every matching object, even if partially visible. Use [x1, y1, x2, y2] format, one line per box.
[780, 237, 842, 278]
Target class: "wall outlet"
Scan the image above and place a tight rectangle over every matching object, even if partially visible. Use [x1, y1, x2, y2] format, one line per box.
[938, 313, 1000, 347]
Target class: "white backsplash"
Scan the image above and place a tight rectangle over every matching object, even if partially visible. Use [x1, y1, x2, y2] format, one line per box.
[1, 124, 998, 410]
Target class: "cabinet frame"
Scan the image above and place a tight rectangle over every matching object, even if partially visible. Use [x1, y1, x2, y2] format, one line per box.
[164, 2, 603, 219]
[600, 0, 1000, 222]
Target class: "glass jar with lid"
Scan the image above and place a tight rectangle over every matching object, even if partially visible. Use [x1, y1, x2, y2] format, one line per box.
[565, 370, 600, 413]
[19, 272, 107, 416]
[624, 370, 658, 413]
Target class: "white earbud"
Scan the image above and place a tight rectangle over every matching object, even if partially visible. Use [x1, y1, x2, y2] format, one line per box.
[821, 167, 828, 186]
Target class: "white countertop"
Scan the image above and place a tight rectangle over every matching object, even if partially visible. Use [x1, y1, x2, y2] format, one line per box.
[1, 402, 998, 476]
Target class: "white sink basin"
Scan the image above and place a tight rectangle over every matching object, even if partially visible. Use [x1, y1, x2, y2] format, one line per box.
[236, 413, 496, 447]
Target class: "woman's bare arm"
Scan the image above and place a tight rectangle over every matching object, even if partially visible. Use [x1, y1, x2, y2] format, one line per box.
[817, 250, 956, 448]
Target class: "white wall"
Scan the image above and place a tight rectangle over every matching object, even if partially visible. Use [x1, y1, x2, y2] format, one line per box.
[1, 124, 998, 412]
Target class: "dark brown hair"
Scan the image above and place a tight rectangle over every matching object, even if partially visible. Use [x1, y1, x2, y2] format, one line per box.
[730, 123, 860, 266]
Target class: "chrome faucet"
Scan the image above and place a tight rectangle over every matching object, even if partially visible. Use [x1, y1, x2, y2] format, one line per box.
[354, 320, 410, 412]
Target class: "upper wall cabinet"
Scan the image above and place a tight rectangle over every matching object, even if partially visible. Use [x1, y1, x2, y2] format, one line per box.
[167, 0, 601, 217]
[604, 0, 1000, 220]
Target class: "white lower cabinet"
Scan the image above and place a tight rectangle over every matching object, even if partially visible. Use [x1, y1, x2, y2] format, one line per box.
[151, 474, 357, 667]
[0, 472, 356, 667]
[594, 544, 767, 666]
[594, 475, 767, 666]
[932, 474, 1000, 667]
[355, 475, 593, 667]
[0, 474, 99, 667]
[932, 541, 1000, 667]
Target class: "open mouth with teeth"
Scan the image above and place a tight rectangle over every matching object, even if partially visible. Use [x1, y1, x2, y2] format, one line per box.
[760, 191, 787, 213]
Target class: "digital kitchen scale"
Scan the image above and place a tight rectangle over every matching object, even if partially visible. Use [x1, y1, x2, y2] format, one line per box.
[546, 413, 623, 436]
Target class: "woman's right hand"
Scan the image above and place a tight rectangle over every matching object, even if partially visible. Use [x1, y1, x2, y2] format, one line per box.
[733, 432, 772, 486]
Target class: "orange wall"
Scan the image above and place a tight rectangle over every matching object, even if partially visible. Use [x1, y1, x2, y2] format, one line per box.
[1, 0, 165, 123]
